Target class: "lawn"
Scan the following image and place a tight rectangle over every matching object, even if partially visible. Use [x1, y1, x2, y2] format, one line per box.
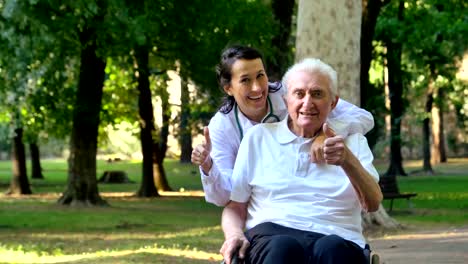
[0, 158, 467, 263]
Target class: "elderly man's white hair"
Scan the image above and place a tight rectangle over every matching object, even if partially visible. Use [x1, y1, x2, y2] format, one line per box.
[281, 58, 338, 101]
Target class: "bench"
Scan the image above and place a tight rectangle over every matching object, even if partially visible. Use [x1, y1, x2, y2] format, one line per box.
[379, 176, 417, 212]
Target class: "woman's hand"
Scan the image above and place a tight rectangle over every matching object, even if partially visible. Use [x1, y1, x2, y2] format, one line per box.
[191, 127, 213, 174]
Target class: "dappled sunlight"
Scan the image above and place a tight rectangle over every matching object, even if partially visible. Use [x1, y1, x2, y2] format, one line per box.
[0, 225, 224, 263]
[159, 190, 205, 197]
[381, 230, 468, 240]
[26, 225, 222, 241]
[0, 190, 206, 200]
[0, 244, 223, 263]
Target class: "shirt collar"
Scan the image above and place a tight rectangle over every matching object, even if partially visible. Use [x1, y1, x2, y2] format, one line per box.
[275, 115, 318, 144]
[275, 115, 297, 144]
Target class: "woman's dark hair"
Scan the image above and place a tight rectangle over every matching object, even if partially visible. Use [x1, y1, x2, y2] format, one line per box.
[216, 45, 281, 114]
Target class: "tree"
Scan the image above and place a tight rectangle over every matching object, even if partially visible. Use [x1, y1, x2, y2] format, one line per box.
[58, 16, 108, 206]
[122, 0, 179, 195]
[361, 0, 391, 150]
[295, 0, 362, 105]
[171, 0, 278, 136]
[7, 128, 32, 195]
[361, 0, 391, 108]
[30, 143, 44, 179]
[296, 0, 400, 231]
[0, 0, 47, 194]
[382, 0, 408, 177]
[178, 71, 192, 164]
[134, 45, 159, 197]
[400, 0, 467, 172]
[267, 0, 296, 82]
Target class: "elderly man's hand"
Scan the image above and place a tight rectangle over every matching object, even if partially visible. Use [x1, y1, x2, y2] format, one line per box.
[322, 123, 347, 165]
[220, 232, 250, 264]
[310, 131, 326, 164]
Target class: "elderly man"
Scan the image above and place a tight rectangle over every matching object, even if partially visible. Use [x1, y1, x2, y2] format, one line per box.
[220, 58, 383, 264]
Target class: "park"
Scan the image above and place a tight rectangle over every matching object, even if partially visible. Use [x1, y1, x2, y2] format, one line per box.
[0, 0, 467, 263]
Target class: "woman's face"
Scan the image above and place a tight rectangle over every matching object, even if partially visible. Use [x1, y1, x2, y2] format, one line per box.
[286, 70, 337, 138]
[224, 58, 269, 122]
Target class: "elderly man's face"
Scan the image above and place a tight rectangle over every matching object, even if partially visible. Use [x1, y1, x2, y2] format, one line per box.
[286, 70, 338, 137]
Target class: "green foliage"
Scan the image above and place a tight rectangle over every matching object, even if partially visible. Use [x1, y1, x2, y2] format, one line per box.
[1, 0, 279, 146]
[168, 0, 278, 129]
[371, 0, 468, 156]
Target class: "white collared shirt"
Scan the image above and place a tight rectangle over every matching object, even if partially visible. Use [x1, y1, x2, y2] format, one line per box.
[230, 116, 379, 248]
[201, 85, 375, 206]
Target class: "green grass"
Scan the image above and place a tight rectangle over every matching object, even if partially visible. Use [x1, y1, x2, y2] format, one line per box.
[373, 158, 468, 227]
[0, 158, 202, 193]
[0, 158, 222, 263]
[0, 158, 467, 263]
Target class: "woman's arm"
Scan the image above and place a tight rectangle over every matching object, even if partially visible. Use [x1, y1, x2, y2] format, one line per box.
[192, 115, 239, 206]
[327, 98, 374, 136]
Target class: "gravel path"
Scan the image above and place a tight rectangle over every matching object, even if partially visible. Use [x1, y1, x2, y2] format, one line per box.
[368, 227, 468, 264]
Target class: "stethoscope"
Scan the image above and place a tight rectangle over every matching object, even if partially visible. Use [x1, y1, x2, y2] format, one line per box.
[234, 96, 280, 140]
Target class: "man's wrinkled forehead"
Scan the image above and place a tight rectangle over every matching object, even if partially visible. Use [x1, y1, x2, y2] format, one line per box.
[286, 70, 330, 93]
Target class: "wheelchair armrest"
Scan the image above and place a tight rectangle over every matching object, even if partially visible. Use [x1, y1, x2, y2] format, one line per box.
[220, 249, 242, 264]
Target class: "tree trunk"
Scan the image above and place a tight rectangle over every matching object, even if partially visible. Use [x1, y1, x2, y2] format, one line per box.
[6, 128, 32, 195]
[431, 88, 447, 163]
[268, 0, 295, 81]
[362, 204, 401, 233]
[296, 0, 400, 232]
[438, 99, 447, 162]
[384, 1, 407, 177]
[422, 67, 435, 174]
[58, 27, 107, 206]
[296, 0, 361, 105]
[361, 0, 390, 107]
[179, 74, 193, 163]
[135, 45, 159, 197]
[361, 0, 391, 150]
[154, 81, 172, 191]
[30, 142, 44, 179]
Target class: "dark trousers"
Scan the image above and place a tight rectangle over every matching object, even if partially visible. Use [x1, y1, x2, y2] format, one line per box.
[244, 222, 366, 264]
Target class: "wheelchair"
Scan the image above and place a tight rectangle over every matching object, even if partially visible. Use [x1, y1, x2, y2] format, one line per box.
[221, 244, 380, 264]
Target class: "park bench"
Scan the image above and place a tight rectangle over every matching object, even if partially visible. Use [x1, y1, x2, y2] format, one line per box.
[379, 176, 417, 212]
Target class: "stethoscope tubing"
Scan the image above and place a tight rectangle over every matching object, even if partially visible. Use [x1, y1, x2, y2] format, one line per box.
[234, 96, 280, 141]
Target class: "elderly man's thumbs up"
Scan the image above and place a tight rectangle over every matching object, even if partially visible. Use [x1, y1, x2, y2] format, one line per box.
[323, 123, 336, 138]
[323, 123, 346, 165]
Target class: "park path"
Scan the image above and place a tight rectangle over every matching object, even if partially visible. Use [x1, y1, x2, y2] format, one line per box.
[368, 226, 468, 264]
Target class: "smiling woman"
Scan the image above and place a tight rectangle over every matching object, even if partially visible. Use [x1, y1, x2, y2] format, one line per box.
[224, 58, 270, 123]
